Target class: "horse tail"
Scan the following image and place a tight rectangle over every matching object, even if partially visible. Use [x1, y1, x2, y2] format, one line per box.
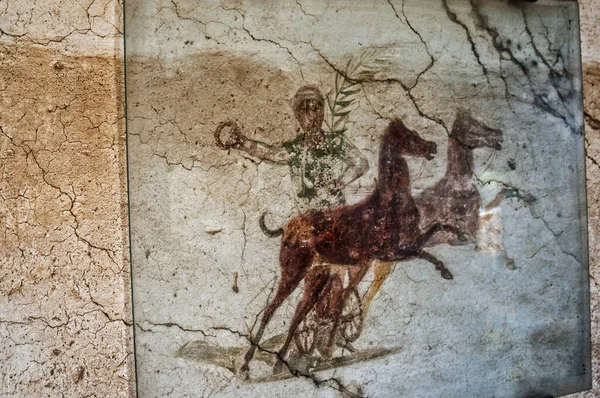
[259, 213, 284, 237]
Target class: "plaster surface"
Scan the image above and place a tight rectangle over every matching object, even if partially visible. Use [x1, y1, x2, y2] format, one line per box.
[0, 1, 133, 397]
[571, 0, 600, 396]
[0, 0, 598, 397]
[126, 1, 592, 397]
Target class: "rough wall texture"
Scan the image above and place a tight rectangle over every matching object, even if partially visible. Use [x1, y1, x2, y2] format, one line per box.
[124, 1, 593, 396]
[0, 1, 597, 398]
[575, 0, 600, 397]
[0, 1, 133, 397]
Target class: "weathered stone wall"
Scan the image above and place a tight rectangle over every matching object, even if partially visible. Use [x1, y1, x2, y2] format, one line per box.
[0, 0, 597, 397]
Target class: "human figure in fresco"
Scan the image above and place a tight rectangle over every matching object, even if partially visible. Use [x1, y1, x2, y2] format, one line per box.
[215, 85, 369, 358]
[214, 85, 368, 210]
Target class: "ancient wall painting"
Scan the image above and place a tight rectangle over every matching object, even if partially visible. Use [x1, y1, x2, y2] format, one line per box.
[125, 0, 590, 396]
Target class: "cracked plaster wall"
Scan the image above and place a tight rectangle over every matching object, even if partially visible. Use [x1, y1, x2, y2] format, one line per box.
[125, 0, 596, 397]
[0, 0, 133, 397]
[579, 0, 600, 397]
[0, 0, 599, 397]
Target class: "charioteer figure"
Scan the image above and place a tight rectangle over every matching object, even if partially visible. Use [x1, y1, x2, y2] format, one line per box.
[215, 84, 371, 361]
[215, 85, 368, 210]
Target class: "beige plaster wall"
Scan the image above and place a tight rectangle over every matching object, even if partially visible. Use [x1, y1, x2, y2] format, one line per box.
[0, 0, 133, 397]
[0, 0, 597, 397]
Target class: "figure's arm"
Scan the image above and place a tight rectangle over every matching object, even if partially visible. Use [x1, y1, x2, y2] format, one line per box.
[238, 138, 291, 164]
[338, 140, 369, 186]
[214, 121, 290, 164]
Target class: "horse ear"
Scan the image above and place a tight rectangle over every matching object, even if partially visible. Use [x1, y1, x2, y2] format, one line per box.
[456, 108, 470, 119]
[392, 118, 406, 129]
[386, 118, 405, 136]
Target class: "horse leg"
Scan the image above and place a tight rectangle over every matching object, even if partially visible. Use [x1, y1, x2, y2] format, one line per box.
[324, 263, 370, 356]
[416, 223, 467, 249]
[321, 274, 344, 357]
[342, 263, 370, 305]
[273, 266, 330, 374]
[419, 250, 453, 280]
[241, 245, 312, 374]
[362, 260, 394, 316]
[240, 275, 304, 374]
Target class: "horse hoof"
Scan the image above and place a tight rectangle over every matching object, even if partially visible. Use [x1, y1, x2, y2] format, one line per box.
[273, 359, 285, 375]
[239, 363, 250, 380]
[338, 341, 356, 353]
[441, 269, 453, 280]
[457, 233, 470, 243]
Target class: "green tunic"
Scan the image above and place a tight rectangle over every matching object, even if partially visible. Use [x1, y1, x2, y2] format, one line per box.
[283, 129, 351, 210]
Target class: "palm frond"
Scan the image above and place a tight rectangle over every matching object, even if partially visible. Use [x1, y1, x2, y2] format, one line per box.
[326, 48, 391, 133]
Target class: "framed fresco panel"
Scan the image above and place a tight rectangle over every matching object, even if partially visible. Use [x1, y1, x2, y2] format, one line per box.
[125, 0, 591, 396]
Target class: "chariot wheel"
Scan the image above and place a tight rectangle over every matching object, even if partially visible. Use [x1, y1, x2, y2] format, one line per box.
[339, 288, 364, 342]
[294, 309, 318, 355]
[315, 320, 334, 357]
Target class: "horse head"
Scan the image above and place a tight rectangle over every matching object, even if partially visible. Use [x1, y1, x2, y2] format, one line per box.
[385, 118, 437, 160]
[453, 109, 503, 150]
[378, 118, 437, 192]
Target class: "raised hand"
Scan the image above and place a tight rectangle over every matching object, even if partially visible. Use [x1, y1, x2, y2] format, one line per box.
[214, 120, 246, 150]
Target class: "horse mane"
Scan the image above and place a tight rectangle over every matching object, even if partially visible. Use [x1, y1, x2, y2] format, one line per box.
[378, 118, 411, 193]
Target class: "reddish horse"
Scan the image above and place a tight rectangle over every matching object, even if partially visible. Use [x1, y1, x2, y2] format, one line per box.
[361, 110, 504, 317]
[242, 119, 464, 374]
[418, 110, 503, 245]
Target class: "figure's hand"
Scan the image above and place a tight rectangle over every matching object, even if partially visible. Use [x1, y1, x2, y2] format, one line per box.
[215, 121, 246, 150]
[297, 186, 316, 199]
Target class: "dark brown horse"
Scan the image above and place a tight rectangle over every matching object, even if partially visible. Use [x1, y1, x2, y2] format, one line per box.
[241, 119, 464, 375]
[361, 110, 503, 318]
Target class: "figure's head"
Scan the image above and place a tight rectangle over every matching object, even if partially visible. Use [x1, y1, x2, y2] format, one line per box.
[293, 85, 325, 134]
[453, 109, 503, 150]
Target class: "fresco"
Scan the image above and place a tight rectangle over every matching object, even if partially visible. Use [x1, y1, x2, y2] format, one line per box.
[125, 0, 590, 396]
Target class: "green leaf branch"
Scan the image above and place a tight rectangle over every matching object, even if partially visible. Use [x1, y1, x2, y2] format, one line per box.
[325, 49, 390, 133]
